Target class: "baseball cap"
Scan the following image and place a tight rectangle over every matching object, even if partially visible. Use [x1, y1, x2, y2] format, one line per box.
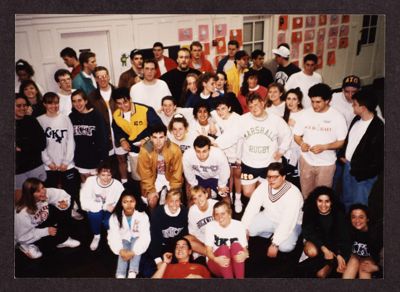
[342, 75, 361, 89]
[272, 46, 290, 58]
[234, 50, 249, 60]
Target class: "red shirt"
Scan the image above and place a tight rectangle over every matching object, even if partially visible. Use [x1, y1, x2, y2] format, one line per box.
[237, 85, 269, 113]
[163, 262, 211, 279]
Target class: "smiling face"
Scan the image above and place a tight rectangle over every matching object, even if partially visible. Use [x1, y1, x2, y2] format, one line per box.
[216, 103, 231, 120]
[122, 195, 136, 217]
[23, 84, 38, 105]
[286, 92, 301, 112]
[71, 93, 89, 113]
[98, 169, 112, 186]
[316, 194, 332, 215]
[268, 86, 283, 105]
[174, 239, 191, 262]
[95, 69, 110, 90]
[162, 99, 176, 117]
[43, 99, 60, 116]
[196, 107, 209, 125]
[166, 193, 181, 214]
[171, 121, 187, 141]
[15, 97, 28, 119]
[33, 183, 47, 202]
[351, 209, 369, 232]
[214, 204, 232, 228]
[191, 189, 208, 211]
[186, 76, 198, 94]
[248, 98, 266, 118]
[115, 97, 132, 113]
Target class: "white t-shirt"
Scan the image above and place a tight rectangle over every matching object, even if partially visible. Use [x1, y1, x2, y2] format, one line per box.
[205, 219, 247, 252]
[158, 58, 167, 75]
[293, 107, 347, 166]
[167, 128, 197, 153]
[345, 118, 373, 161]
[58, 89, 76, 117]
[130, 80, 172, 111]
[330, 91, 354, 128]
[188, 199, 218, 243]
[266, 102, 286, 118]
[284, 110, 304, 166]
[223, 59, 235, 73]
[285, 71, 322, 109]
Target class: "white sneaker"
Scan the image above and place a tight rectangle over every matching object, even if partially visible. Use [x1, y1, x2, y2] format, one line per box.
[127, 271, 137, 278]
[234, 198, 243, 213]
[56, 237, 81, 248]
[19, 244, 42, 259]
[116, 274, 125, 279]
[90, 235, 101, 251]
[71, 208, 84, 221]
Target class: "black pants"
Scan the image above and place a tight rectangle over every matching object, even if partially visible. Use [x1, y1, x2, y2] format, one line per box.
[45, 168, 81, 209]
[34, 205, 71, 254]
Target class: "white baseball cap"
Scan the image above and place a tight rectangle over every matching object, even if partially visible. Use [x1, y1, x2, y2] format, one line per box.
[272, 46, 290, 58]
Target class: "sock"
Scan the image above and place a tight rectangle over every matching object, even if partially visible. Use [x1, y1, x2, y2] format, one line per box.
[235, 193, 241, 201]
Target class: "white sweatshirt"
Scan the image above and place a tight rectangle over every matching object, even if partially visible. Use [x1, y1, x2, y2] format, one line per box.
[37, 113, 75, 170]
[80, 175, 124, 213]
[182, 146, 230, 187]
[107, 211, 151, 256]
[215, 111, 291, 168]
[188, 199, 218, 243]
[14, 188, 71, 246]
[241, 180, 303, 246]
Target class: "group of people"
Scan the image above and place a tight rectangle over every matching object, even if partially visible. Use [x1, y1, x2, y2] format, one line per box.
[14, 39, 383, 279]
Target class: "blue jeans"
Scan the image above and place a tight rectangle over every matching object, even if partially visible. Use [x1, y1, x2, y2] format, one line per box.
[248, 211, 302, 253]
[116, 238, 141, 277]
[341, 161, 377, 212]
[87, 210, 112, 235]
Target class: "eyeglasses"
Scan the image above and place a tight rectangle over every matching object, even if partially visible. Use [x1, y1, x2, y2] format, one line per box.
[59, 78, 71, 83]
[96, 75, 109, 80]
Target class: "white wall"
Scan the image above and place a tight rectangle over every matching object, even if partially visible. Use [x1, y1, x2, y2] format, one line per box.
[15, 14, 384, 93]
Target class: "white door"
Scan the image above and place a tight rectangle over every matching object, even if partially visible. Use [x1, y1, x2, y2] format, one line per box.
[60, 30, 115, 84]
[349, 15, 384, 85]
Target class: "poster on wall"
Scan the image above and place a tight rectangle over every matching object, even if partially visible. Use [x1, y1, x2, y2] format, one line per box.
[214, 24, 227, 37]
[292, 17, 303, 29]
[328, 26, 339, 37]
[304, 42, 314, 54]
[319, 15, 327, 26]
[215, 37, 226, 54]
[342, 15, 350, 23]
[277, 32, 286, 45]
[339, 25, 350, 37]
[279, 15, 288, 30]
[328, 37, 338, 49]
[317, 28, 326, 42]
[327, 51, 336, 66]
[203, 43, 210, 55]
[339, 37, 349, 49]
[198, 25, 209, 42]
[229, 29, 243, 47]
[330, 15, 340, 25]
[214, 55, 224, 67]
[291, 31, 302, 43]
[178, 28, 193, 42]
[305, 29, 315, 42]
[317, 41, 324, 56]
[291, 42, 300, 60]
[305, 16, 316, 28]
[317, 55, 323, 69]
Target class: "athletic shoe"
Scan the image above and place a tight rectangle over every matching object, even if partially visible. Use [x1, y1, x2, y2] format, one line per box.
[116, 274, 125, 279]
[71, 208, 84, 221]
[19, 244, 42, 259]
[90, 236, 101, 251]
[127, 271, 137, 278]
[234, 198, 243, 213]
[56, 237, 81, 248]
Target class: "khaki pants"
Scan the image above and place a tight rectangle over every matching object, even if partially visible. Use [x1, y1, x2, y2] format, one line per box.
[299, 156, 336, 199]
